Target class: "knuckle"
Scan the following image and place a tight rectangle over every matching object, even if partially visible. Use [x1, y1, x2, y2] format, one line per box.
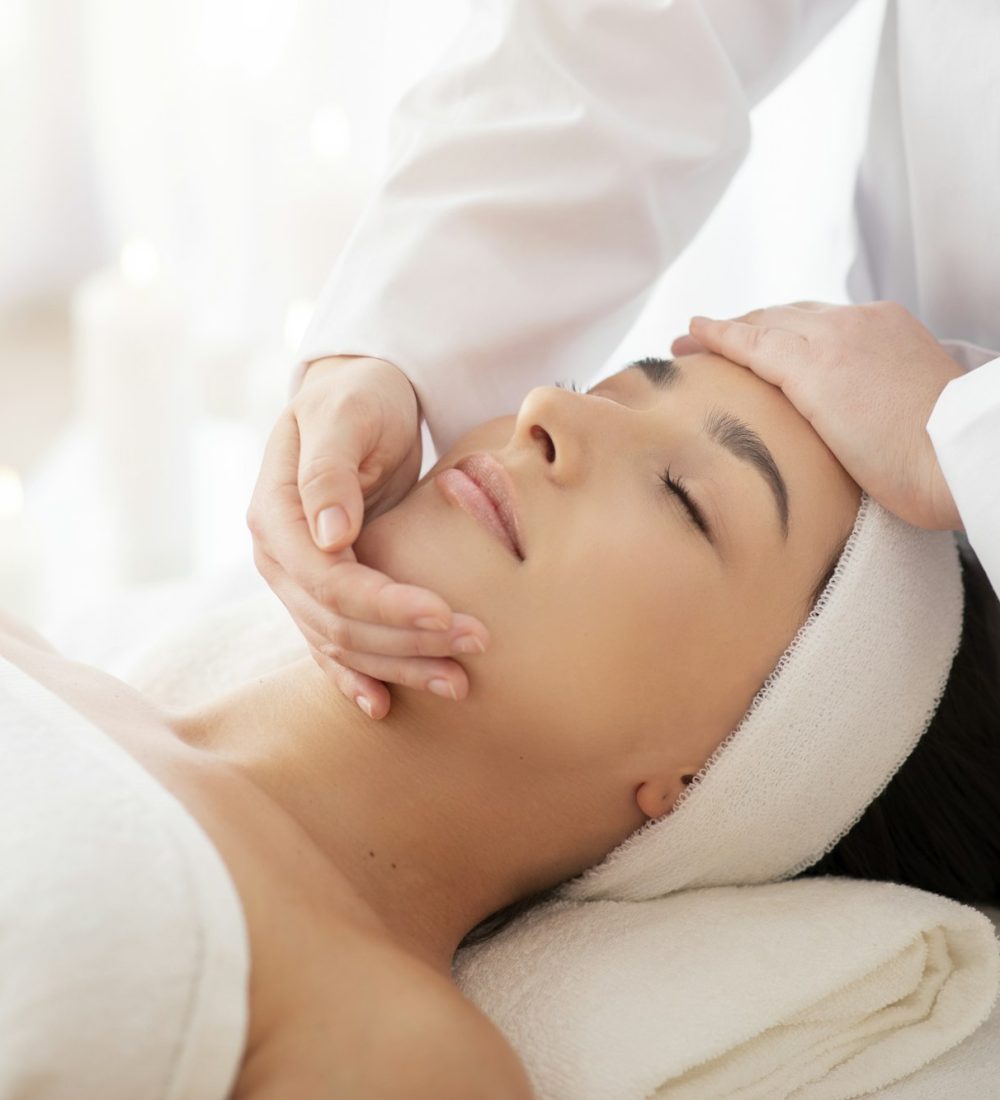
[326, 618, 352, 648]
[292, 374, 335, 410]
[413, 629, 446, 657]
[298, 387, 370, 439]
[746, 325, 767, 352]
[767, 330, 801, 368]
[371, 580, 404, 626]
[378, 655, 428, 690]
[251, 543, 275, 579]
[313, 646, 348, 685]
[330, 387, 370, 418]
[787, 331, 812, 358]
[298, 454, 341, 495]
[312, 568, 343, 612]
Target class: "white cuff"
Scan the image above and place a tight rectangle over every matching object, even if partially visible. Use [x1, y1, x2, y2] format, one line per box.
[926, 355, 1000, 598]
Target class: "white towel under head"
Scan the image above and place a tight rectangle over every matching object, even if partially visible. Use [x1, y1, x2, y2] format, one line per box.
[557, 494, 965, 903]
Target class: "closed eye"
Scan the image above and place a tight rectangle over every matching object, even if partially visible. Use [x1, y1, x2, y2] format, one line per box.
[661, 467, 714, 543]
[555, 377, 715, 546]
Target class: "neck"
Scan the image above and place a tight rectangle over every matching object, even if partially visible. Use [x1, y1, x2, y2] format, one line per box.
[169, 658, 637, 975]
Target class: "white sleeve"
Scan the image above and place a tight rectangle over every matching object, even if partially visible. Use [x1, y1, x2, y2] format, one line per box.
[293, 0, 858, 455]
[926, 355, 1000, 600]
[938, 338, 1000, 374]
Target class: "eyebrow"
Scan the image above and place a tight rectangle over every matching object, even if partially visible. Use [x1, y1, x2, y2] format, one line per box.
[624, 356, 790, 539]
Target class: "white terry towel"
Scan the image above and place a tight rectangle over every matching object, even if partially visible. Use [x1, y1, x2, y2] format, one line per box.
[111, 586, 1000, 1100]
[0, 654, 250, 1100]
[451, 880, 999, 1100]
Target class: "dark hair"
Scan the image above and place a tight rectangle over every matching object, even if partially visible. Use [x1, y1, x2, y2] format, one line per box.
[457, 536, 1000, 952]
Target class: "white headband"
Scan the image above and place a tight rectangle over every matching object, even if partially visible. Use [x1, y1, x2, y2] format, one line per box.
[556, 494, 965, 903]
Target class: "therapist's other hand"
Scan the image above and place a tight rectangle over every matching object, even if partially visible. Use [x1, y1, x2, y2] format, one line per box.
[671, 301, 966, 530]
[247, 354, 490, 720]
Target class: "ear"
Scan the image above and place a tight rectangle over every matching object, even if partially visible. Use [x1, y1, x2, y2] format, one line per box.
[635, 772, 696, 821]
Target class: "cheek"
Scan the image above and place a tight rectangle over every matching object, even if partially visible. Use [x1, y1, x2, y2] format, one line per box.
[511, 529, 710, 739]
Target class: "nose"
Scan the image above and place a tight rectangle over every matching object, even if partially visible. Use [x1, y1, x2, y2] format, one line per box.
[509, 383, 610, 485]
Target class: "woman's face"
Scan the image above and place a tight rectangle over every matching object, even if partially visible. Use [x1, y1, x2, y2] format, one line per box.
[354, 352, 860, 801]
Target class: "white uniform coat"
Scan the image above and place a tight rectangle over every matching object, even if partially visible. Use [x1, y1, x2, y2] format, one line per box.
[294, 0, 1000, 595]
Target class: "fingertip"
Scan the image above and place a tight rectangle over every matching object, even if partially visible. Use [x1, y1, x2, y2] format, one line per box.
[454, 613, 491, 645]
[316, 505, 351, 550]
[354, 683, 390, 720]
[671, 334, 703, 357]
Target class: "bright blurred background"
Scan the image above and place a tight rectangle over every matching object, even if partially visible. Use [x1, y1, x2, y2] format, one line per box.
[0, 0, 884, 664]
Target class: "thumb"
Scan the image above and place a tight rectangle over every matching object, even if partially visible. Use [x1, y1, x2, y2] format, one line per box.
[297, 414, 368, 552]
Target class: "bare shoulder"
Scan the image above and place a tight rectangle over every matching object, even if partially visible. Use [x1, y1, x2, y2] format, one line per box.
[236, 937, 536, 1100]
[393, 978, 536, 1100]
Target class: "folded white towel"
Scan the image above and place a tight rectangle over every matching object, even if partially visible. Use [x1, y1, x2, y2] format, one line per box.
[451, 880, 999, 1099]
[112, 585, 1000, 1100]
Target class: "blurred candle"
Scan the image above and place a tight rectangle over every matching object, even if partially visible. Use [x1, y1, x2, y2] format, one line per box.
[71, 238, 197, 584]
[0, 466, 44, 626]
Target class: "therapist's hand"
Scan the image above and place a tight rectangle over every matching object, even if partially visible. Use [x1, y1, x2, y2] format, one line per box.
[247, 354, 490, 720]
[671, 301, 966, 530]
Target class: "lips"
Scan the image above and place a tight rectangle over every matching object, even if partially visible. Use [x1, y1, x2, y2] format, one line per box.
[437, 453, 525, 559]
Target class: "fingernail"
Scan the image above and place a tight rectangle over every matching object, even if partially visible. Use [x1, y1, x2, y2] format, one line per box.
[415, 616, 450, 631]
[452, 634, 486, 654]
[356, 694, 374, 718]
[428, 678, 458, 701]
[317, 506, 349, 549]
